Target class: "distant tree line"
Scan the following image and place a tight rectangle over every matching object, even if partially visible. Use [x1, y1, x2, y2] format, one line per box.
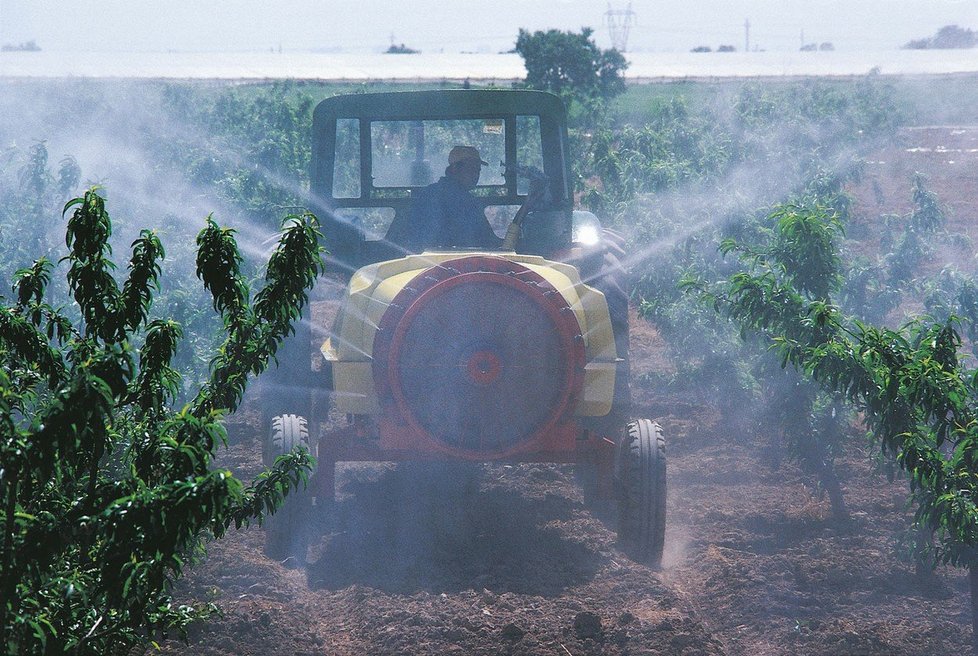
[385, 43, 419, 54]
[904, 25, 977, 49]
[1, 40, 41, 52]
[800, 42, 834, 52]
[690, 45, 737, 53]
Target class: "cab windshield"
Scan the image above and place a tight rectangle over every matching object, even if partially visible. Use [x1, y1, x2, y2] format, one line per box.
[332, 116, 544, 201]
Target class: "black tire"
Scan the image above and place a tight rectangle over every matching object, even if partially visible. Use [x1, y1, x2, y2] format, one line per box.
[263, 414, 315, 566]
[615, 419, 666, 568]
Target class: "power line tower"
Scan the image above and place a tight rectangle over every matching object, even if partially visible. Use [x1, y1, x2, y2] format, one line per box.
[605, 3, 636, 52]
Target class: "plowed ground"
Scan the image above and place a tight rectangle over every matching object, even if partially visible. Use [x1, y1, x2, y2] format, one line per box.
[159, 126, 978, 656]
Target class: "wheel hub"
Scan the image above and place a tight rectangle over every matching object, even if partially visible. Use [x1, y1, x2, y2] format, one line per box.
[466, 350, 502, 386]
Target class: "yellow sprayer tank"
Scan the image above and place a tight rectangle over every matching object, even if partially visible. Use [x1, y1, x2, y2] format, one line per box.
[322, 251, 618, 455]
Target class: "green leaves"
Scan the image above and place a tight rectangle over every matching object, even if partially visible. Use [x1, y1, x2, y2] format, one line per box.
[254, 213, 324, 334]
[515, 27, 628, 105]
[158, 82, 314, 231]
[768, 203, 843, 300]
[194, 212, 323, 417]
[120, 230, 165, 333]
[131, 319, 183, 418]
[231, 447, 314, 530]
[63, 189, 166, 344]
[13, 258, 52, 310]
[882, 174, 949, 290]
[64, 189, 117, 341]
[196, 216, 248, 322]
[712, 199, 978, 569]
[1, 189, 322, 653]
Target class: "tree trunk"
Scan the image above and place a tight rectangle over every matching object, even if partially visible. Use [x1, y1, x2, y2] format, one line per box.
[816, 456, 849, 522]
[913, 526, 933, 579]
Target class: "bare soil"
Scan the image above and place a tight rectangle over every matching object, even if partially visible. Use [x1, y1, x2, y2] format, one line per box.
[850, 125, 978, 279]
[158, 126, 978, 656]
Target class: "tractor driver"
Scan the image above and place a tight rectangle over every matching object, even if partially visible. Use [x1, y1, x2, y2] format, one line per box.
[388, 145, 501, 253]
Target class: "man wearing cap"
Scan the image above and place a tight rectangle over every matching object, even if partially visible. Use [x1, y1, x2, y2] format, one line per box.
[392, 145, 502, 253]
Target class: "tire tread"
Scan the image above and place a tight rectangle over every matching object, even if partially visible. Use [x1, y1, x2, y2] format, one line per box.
[263, 413, 313, 565]
[617, 419, 666, 567]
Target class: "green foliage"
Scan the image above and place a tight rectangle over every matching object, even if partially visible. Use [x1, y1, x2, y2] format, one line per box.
[515, 28, 628, 110]
[763, 203, 843, 300]
[193, 211, 322, 416]
[904, 24, 977, 50]
[579, 75, 899, 220]
[580, 97, 733, 213]
[157, 82, 315, 228]
[705, 199, 978, 568]
[633, 165, 858, 407]
[690, 197, 852, 517]
[622, 77, 907, 411]
[645, 160, 964, 519]
[921, 268, 978, 363]
[571, 77, 927, 517]
[0, 142, 81, 287]
[0, 189, 324, 654]
[836, 174, 953, 325]
[63, 191, 166, 343]
[7, 86, 321, 398]
[733, 76, 901, 149]
[885, 173, 948, 287]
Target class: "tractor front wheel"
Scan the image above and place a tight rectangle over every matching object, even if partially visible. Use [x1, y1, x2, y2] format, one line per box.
[615, 419, 666, 568]
[263, 414, 316, 566]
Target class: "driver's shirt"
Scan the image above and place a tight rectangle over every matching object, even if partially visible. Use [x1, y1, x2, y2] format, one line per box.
[402, 176, 501, 252]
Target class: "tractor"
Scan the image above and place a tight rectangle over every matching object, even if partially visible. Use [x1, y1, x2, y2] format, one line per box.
[261, 89, 666, 568]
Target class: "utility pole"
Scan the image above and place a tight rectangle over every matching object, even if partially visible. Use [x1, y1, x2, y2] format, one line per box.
[744, 18, 750, 53]
[605, 3, 637, 52]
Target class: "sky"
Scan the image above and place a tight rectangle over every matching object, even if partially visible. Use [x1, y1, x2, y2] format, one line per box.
[2, 0, 977, 54]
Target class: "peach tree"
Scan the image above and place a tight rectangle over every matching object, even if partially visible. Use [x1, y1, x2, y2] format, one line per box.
[698, 199, 978, 644]
[0, 189, 322, 653]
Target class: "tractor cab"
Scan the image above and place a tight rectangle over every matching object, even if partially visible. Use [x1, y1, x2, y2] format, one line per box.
[310, 90, 598, 273]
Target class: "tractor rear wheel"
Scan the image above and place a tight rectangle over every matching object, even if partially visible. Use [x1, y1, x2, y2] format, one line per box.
[263, 413, 315, 566]
[615, 419, 666, 568]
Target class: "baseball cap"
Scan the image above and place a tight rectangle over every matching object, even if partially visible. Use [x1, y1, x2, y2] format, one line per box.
[448, 145, 488, 167]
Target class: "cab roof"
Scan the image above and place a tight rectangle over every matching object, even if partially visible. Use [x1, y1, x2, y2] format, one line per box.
[313, 89, 567, 122]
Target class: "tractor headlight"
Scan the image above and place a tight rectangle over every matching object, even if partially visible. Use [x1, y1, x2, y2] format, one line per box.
[576, 224, 601, 246]
[572, 210, 603, 247]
